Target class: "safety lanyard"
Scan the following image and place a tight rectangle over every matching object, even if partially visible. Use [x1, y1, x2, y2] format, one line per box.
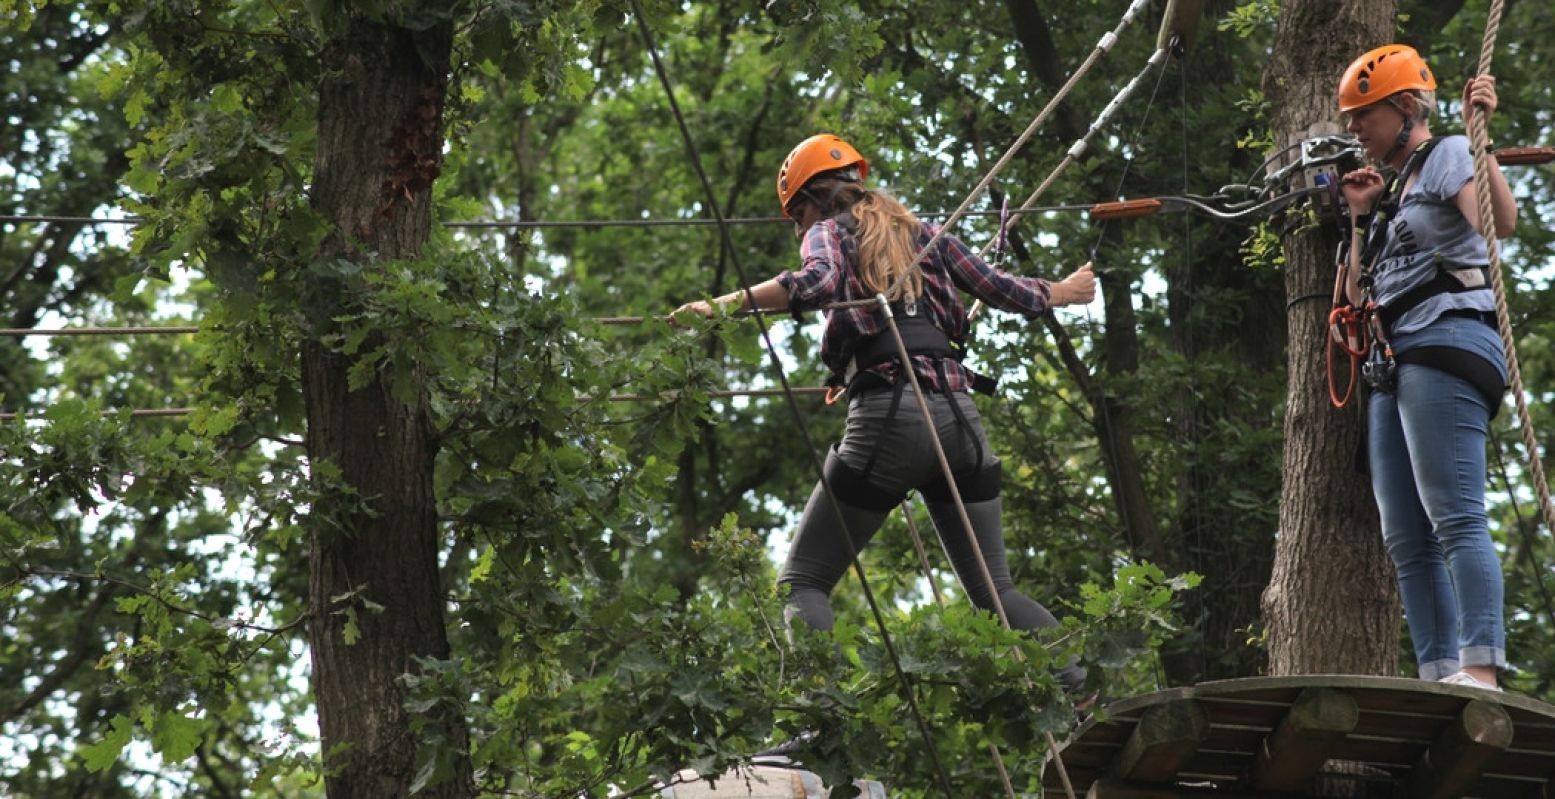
[1357, 137, 1437, 291]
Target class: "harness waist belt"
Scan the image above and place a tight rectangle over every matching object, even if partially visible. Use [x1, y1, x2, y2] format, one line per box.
[1376, 266, 1491, 336]
[844, 313, 996, 395]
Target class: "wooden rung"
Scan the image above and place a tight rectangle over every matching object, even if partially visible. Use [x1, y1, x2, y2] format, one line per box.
[1250, 687, 1359, 792]
[1495, 146, 1555, 166]
[1107, 699, 1209, 784]
[1090, 198, 1163, 220]
[1406, 698, 1514, 799]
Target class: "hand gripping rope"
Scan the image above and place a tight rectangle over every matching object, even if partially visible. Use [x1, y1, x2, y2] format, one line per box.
[962, 26, 1176, 323]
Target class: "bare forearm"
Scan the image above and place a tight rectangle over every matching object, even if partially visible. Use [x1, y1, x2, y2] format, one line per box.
[1345, 228, 1364, 306]
[714, 278, 790, 311]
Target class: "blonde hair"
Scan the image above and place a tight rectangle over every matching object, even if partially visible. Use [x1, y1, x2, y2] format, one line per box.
[804, 177, 924, 304]
[1389, 89, 1435, 122]
[853, 190, 924, 304]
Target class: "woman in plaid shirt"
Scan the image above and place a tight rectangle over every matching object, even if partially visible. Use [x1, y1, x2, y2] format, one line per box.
[676, 134, 1095, 694]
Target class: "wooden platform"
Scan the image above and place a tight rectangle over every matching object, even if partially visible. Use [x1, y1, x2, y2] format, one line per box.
[1044, 675, 1555, 798]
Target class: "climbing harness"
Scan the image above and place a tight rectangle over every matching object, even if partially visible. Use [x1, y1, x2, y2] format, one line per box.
[1325, 135, 1439, 408]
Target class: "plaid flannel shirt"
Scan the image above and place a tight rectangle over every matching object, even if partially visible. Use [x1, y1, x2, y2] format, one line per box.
[775, 218, 1053, 391]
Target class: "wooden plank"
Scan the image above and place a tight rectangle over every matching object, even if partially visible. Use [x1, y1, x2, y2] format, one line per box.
[1406, 699, 1515, 799]
[1107, 699, 1210, 783]
[1251, 687, 1360, 792]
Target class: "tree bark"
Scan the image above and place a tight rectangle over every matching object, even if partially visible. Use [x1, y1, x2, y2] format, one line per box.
[1260, 0, 1401, 677]
[305, 12, 472, 798]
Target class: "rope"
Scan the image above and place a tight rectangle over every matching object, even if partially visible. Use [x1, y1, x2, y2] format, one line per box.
[898, 497, 1019, 799]
[0, 207, 1092, 230]
[1, 315, 767, 337]
[0, 325, 200, 338]
[965, 42, 1173, 321]
[625, 2, 955, 793]
[0, 388, 837, 421]
[1466, 0, 1555, 536]
[1490, 430, 1555, 628]
[876, 296, 1076, 799]
[862, 0, 1153, 308]
[0, 408, 194, 421]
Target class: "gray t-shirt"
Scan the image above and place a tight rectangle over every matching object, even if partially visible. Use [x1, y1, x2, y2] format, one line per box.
[1368, 134, 1497, 335]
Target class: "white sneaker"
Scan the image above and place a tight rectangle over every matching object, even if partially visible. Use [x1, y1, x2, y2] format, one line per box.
[1438, 671, 1502, 692]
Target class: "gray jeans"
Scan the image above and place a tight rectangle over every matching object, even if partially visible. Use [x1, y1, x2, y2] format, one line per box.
[776, 385, 1085, 691]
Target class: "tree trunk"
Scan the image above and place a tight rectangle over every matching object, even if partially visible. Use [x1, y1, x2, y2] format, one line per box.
[1260, 0, 1401, 677]
[305, 13, 472, 798]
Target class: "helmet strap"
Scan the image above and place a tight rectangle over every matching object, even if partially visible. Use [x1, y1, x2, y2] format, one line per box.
[1380, 95, 1415, 166]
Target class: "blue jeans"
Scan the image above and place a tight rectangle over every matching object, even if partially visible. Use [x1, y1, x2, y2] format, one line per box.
[1369, 363, 1505, 678]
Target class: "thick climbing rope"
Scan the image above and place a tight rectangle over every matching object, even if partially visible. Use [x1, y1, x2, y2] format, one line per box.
[1466, 0, 1555, 536]
[836, 0, 1153, 312]
[897, 496, 1021, 799]
[625, 2, 960, 794]
[961, 39, 1174, 321]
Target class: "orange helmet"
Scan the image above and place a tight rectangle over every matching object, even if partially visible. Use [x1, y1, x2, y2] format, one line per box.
[1338, 44, 1436, 113]
[776, 134, 868, 217]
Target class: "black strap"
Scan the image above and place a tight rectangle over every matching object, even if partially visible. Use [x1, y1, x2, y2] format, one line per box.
[859, 378, 907, 480]
[849, 313, 960, 367]
[935, 359, 984, 473]
[846, 313, 997, 396]
[1395, 344, 1506, 418]
[823, 445, 905, 512]
[1358, 137, 1440, 289]
[922, 459, 1002, 504]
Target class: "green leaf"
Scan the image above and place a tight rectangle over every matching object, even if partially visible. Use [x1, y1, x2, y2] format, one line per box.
[469, 546, 495, 584]
[125, 88, 152, 127]
[79, 714, 134, 773]
[151, 710, 203, 762]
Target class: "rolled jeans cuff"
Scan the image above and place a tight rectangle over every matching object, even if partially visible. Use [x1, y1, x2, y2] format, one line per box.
[1419, 658, 1460, 681]
[1460, 646, 1506, 671]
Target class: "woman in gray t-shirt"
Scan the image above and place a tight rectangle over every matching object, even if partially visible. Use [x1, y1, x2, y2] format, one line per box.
[1336, 44, 1517, 692]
